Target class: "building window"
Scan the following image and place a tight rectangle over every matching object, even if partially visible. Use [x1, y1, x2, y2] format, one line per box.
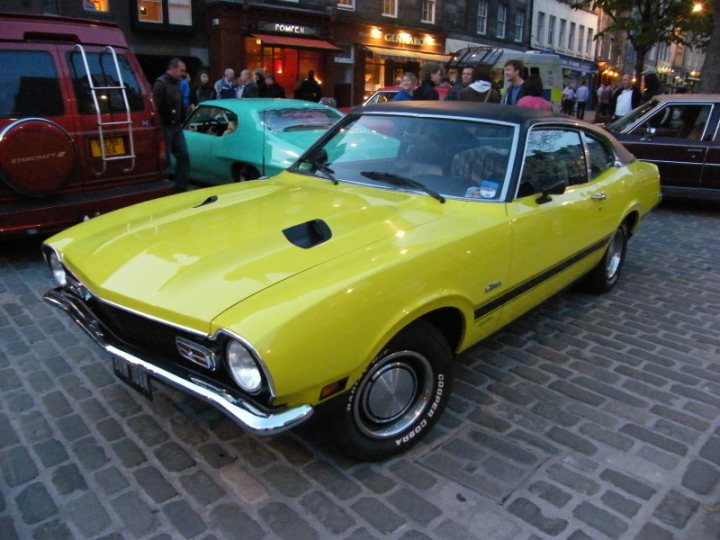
[559, 19, 566, 49]
[514, 10, 524, 42]
[569, 22, 575, 51]
[382, 0, 397, 17]
[477, 0, 488, 34]
[536, 12, 545, 44]
[586, 29, 594, 55]
[497, 5, 507, 39]
[578, 26, 585, 53]
[168, 0, 191, 25]
[421, 0, 436, 23]
[139, 0, 162, 23]
[548, 15, 555, 46]
[337, 0, 354, 9]
[84, 0, 109, 11]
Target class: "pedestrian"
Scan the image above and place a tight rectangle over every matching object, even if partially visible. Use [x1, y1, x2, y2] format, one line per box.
[413, 63, 442, 101]
[152, 57, 190, 193]
[610, 73, 641, 120]
[392, 72, 417, 101]
[501, 59, 526, 105]
[254, 68, 268, 97]
[180, 72, 192, 114]
[458, 65, 500, 103]
[235, 69, 259, 98]
[517, 75, 552, 111]
[561, 83, 575, 115]
[642, 72, 664, 103]
[294, 70, 322, 102]
[214, 68, 235, 99]
[193, 69, 215, 103]
[445, 66, 473, 101]
[575, 79, 589, 120]
[596, 82, 611, 120]
[264, 74, 286, 98]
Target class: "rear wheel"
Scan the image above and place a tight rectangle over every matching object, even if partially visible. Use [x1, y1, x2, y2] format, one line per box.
[335, 320, 452, 461]
[231, 163, 260, 182]
[585, 223, 628, 294]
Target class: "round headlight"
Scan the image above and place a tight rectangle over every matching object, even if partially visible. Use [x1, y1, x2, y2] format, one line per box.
[226, 341, 262, 393]
[48, 252, 67, 287]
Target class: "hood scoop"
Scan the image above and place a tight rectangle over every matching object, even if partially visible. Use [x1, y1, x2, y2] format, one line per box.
[283, 219, 332, 249]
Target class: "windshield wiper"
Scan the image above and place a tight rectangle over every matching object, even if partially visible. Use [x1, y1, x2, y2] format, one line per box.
[298, 153, 338, 185]
[361, 171, 446, 203]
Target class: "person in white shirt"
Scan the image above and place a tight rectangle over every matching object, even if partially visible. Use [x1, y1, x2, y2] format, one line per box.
[610, 74, 641, 119]
[575, 80, 589, 120]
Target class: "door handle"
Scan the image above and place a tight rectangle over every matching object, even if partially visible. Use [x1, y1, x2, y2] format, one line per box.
[590, 193, 607, 201]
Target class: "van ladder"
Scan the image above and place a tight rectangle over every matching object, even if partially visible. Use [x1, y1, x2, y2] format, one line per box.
[73, 43, 136, 175]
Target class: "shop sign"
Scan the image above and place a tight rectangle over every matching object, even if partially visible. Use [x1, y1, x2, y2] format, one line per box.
[384, 33, 434, 47]
[259, 21, 318, 35]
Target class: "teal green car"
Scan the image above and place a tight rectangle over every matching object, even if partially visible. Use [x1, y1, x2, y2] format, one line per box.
[182, 98, 343, 182]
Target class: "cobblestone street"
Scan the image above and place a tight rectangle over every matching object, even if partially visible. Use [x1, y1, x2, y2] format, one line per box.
[1, 200, 719, 540]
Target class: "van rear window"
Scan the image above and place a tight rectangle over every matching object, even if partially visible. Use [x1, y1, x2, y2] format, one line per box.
[68, 51, 145, 114]
[0, 51, 64, 118]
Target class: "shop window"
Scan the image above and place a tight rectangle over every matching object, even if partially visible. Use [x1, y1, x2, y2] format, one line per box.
[496, 5, 507, 39]
[477, 1, 488, 35]
[84, 0, 109, 11]
[169, 0, 191, 25]
[337, 0, 354, 10]
[137, 0, 192, 26]
[382, 0, 397, 18]
[422, 0, 436, 24]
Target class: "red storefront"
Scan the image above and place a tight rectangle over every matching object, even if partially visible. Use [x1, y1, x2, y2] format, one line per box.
[207, 3, 338, 100]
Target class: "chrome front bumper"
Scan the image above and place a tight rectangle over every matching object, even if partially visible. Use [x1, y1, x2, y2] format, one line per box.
[44, 288, 313, 435]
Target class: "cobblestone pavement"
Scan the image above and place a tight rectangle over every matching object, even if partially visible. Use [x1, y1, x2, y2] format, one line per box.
[1, 201, 720, 540]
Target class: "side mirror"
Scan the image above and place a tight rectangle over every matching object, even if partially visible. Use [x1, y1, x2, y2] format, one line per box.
[642, 126, 657, 140]
[536, 178, 567, 204]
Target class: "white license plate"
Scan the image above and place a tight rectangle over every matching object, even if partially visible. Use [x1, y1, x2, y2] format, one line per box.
[112, 356, 152, 398]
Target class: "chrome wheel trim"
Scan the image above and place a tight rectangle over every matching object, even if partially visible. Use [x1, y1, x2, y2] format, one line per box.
[605, 229, 624, 279]
[354, 351, 434, 439]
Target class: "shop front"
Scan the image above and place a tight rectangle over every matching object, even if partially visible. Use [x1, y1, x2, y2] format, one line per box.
[333, 22, 449, 107]
[207, 4, 338, 100]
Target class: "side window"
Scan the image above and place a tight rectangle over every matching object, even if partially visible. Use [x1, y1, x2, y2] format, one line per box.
[0, 51, 64, 118]
[518, 129, 587, 197]
[584, 133, 614, 180]
[630, 104, 712, 140]
[68, 51, 145, 114]
[184, 106, 236, 136]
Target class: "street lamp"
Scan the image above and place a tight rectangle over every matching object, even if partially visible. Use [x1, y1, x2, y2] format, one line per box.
[692, 2, 703, 13]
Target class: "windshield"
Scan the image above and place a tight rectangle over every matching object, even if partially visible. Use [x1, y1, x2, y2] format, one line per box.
[292, 114, 517, 201]
[606, 99, 658, 132]
[264, 108, 341, 132]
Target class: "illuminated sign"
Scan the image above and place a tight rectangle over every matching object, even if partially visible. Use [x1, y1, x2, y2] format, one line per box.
[259, 21, 318, 35]
[384, 33, 435, 47]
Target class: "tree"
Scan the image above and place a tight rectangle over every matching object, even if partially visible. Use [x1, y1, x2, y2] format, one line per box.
[573, 1, 712, 84]
[696, 0, 720, 92]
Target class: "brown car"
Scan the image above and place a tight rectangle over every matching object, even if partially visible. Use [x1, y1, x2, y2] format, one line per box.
[0, 13, 171, 237]
[606, 94, 720, 200]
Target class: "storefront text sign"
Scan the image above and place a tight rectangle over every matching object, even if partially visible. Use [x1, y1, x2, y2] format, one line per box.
[259, 21, 318, 35]
[384, 33, 434, 47]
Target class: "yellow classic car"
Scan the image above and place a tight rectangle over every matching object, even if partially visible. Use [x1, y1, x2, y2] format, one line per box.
[43, 102, 660, 460]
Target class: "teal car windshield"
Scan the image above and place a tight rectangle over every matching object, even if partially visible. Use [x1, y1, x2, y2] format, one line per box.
[264, 108, 341, 132]
[295, 114, 517, 201]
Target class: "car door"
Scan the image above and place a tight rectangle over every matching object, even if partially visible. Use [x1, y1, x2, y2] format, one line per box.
[621, 103, 713, 189]
[700, 110, 720, 192]
[183, 105, 235, 182]
[501, 126, 619, 328]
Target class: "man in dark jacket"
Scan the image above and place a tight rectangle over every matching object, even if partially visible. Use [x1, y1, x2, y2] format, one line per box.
[413, 63, 442, 101]
[153, 57, 189, 192]
[294, 70, 322, 102]
[610, 73, 641, 120]
[445, 66, 473, 101]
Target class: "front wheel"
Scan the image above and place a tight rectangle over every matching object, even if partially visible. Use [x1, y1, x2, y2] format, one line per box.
[231, 163, 260, 182]
[585, 223, 628, 294]
[335, 320, 453, 461]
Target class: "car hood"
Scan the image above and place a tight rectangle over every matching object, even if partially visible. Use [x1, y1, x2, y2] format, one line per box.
[53, 173, 453, 332]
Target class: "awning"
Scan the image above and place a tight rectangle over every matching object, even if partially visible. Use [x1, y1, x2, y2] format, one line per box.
[364, 45, 452, 63]
[251, 34, 340, 51]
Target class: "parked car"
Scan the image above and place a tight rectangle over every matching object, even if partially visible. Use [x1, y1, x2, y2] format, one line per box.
[0, 13, 171, 237]
[339, 85, 451, 113]
[42, 102, 660, 460]
[606, 94, 720, 200]
[181, 98, 342, 183]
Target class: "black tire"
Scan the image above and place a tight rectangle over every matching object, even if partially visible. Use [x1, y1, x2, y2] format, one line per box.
[585, 223, 628, 294]
[336, 320, 453, 461]
[231, 163, 260, 182]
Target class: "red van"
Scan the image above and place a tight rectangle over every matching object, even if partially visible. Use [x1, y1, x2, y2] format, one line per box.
[0, 13, 171, 237]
